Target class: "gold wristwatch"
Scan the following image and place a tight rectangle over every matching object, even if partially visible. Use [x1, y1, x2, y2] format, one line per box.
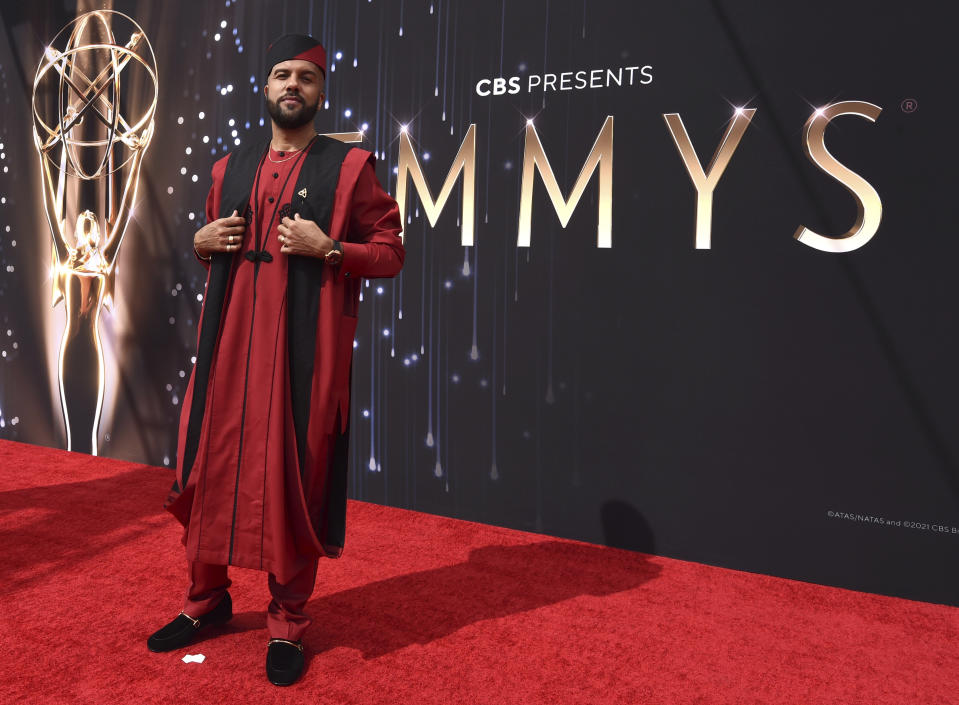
[324, 240, 343, 266]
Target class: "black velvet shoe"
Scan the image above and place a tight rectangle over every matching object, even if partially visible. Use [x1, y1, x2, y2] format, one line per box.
[146, 592, 233, 652]
[266, 638, 305, 686]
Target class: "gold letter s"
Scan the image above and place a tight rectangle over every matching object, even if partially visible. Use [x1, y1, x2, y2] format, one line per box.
[794, 101, 882, 253]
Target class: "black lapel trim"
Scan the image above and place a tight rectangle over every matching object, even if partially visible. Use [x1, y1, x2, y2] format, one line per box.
[287, 136, 353, 479]
[179, 141, 267, 488]
[220, 139, 270, 220]
[324, 415, 351, 550]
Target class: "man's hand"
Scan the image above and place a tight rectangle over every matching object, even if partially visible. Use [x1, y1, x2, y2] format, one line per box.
[194, 210, 246, 258]
[277, 213, 333, 258]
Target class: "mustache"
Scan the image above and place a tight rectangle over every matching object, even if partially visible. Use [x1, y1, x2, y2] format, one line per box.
[278, 93, 303, 104]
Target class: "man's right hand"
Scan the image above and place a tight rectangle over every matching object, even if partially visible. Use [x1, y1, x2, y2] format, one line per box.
[194, 210, 247, 258]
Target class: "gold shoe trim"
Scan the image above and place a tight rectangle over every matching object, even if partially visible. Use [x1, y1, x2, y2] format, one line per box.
[179, 612, 201, 629]
[269, 638, 304, 652]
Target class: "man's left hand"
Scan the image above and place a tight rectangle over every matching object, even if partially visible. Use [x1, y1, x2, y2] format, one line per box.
[277, 213, 333, 258]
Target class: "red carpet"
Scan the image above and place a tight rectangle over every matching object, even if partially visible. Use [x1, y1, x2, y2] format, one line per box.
[1, 439, 957, 704]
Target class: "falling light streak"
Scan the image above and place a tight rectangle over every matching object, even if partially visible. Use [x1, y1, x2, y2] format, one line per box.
[541, 0, 550, 110]
[369, 253, 377, 476]
[502, 209, 509, 398]
[353, 1, 360, 68]
[424, 219, 434, 449]
[490, 266, 499, 481]
[545, 224, 555, 405]
[433, 0, 441, 98]
[441, 0, 450, 122]
[441, 270, 449, 491]
[470, 235, 479, 362]
[414, 233, 424, 349]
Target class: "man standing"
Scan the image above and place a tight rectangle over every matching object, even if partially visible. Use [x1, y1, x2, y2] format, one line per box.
[147, 34, 404, 686]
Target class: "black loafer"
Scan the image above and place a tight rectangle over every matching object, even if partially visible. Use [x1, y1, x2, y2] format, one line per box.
[266, 638, 305, 686]
[146, 592, 233, 652]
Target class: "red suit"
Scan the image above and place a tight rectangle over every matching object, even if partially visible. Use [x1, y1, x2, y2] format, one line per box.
[164, 135, 403, 638]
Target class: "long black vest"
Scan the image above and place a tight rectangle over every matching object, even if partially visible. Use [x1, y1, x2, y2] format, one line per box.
[176, 135, 354, 551]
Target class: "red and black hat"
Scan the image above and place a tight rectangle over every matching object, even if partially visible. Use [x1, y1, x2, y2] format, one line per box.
[265, 34, 326, 77]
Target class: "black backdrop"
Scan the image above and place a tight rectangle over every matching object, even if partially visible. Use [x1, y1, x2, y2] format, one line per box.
[1, 0, 956, 606]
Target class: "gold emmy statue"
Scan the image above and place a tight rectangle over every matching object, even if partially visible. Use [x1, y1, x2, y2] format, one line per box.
[32, 11, 157, 454]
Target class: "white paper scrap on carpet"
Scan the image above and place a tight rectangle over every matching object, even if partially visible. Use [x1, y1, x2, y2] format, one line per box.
[182, 654, 206, 664]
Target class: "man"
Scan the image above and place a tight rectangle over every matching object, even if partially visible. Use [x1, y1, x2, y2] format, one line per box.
[147, 34, 404, 687]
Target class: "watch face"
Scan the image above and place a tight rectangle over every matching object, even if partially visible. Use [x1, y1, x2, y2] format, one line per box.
[326, 249, 343, 265]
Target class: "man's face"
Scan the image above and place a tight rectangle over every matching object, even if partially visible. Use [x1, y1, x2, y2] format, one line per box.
[264, 59, 325, 129]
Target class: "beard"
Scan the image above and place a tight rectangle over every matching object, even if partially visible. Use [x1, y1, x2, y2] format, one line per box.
[265, 92, 320, 129]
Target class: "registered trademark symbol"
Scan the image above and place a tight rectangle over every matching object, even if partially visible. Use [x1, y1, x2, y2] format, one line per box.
[900, 98, 918, 113]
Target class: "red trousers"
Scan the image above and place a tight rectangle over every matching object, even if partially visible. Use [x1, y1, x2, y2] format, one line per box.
[182, 559, 318, 641]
